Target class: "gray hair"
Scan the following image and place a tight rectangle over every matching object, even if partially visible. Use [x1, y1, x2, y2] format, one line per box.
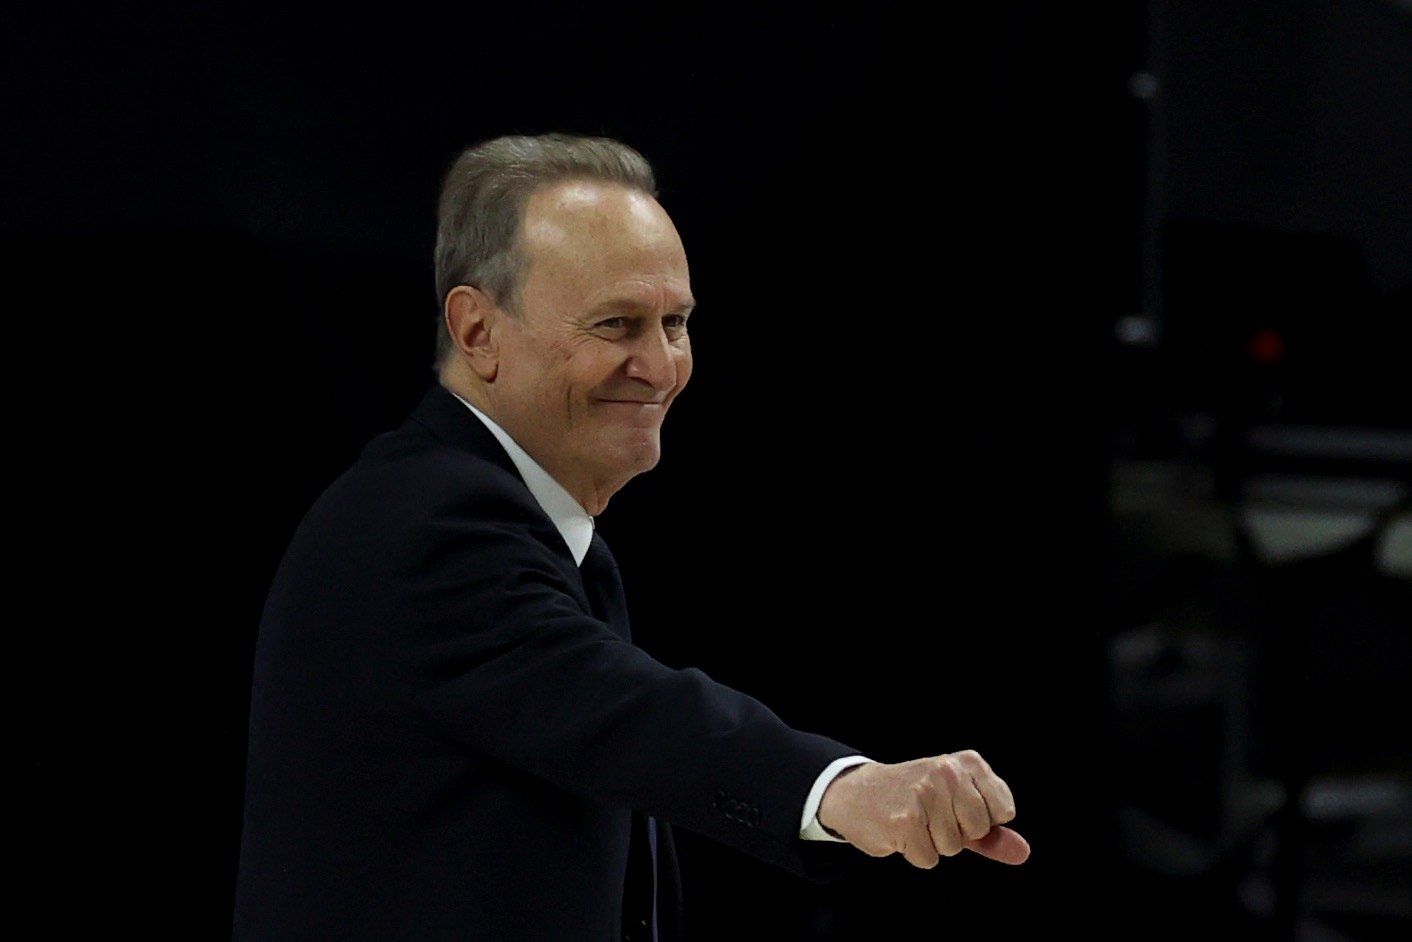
[431, 132, 659, 370]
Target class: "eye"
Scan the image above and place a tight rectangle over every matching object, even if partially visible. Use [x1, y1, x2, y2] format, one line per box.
[596, 317, 626, 330]
[666, 315, 689, 331]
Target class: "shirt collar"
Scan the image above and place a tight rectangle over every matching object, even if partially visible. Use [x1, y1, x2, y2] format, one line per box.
[447, 390, 595, 567]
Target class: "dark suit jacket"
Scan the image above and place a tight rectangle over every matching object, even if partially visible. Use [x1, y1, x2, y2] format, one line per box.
[233, 381, 863, 940]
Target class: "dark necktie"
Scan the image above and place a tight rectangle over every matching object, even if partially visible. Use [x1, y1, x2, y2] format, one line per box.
[580, 530, 659, 942]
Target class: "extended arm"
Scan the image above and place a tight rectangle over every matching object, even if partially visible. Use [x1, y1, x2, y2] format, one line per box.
[404, 502, 863, 880]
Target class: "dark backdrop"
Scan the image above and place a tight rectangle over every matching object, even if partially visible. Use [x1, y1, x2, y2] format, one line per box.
[11, 1, 1407, 938]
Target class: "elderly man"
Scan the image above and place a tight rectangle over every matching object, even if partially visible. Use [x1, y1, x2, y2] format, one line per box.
[233, 133, 1028, 941]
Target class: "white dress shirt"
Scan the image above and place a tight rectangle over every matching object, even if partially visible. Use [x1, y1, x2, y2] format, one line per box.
[448, 390, 872, 842]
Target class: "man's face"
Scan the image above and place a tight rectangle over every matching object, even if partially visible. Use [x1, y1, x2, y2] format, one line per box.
[486, 179, 695, 511]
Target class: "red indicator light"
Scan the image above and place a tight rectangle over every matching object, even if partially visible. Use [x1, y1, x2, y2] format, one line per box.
[1249, 328, 1285, 364]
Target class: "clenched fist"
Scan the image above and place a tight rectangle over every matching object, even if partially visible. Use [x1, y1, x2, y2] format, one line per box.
[815, 751, 1030, 868]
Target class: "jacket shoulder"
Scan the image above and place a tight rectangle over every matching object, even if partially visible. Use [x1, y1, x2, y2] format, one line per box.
[286, 416, 565, 570]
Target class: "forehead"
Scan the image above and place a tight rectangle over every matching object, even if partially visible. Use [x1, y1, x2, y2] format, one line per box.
[518, 180, 691, 306]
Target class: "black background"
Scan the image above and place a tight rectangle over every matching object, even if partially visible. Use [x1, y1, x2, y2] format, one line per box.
[11, 1, 1408, 937]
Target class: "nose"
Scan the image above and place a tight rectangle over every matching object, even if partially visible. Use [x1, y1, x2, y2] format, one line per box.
[624, 323, 682, 394]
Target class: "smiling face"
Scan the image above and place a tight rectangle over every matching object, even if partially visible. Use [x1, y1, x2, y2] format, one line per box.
[482, 179, 695, 513]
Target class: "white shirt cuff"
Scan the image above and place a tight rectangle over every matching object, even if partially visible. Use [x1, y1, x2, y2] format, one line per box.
[799, 755, 874, 841]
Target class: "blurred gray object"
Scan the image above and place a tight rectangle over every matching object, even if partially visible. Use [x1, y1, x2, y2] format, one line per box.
[1107, 453, 1410, 938]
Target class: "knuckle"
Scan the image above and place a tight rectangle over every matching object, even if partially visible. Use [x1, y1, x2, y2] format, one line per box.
[890, 808, 922, 829]
[931, 757, 960, 782]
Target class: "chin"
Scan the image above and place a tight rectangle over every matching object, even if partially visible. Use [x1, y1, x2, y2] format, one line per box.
[619, 436, 662, 474]
[632, 444, 662, 472]
[591, 425, 662, 476]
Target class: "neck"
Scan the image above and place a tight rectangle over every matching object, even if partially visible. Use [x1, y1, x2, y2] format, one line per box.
[437, 364, 618, 517]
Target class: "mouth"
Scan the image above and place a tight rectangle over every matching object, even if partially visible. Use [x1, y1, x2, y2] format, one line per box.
[594, 399, 668, 428]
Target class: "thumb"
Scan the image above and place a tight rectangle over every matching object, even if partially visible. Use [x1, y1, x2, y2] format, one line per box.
[963, 826, 1031, 865]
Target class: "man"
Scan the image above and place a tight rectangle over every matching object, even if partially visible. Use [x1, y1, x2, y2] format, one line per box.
[233, 133, 1029, 940]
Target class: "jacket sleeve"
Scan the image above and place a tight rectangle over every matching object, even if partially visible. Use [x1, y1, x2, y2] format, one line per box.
[397, 492, 864, 882]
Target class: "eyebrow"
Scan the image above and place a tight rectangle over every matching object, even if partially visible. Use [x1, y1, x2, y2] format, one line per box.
[590, 297, 696, 317]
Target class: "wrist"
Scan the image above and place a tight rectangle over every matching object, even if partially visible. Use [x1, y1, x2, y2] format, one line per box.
[817, 763, 866, 840]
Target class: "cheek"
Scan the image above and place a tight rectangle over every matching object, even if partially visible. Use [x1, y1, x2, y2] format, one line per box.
[580, 351, 624, 394]
[541, 345, 583, 399]
[676, 345, 694, 387]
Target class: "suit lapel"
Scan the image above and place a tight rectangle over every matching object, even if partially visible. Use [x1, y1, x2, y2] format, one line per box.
[580, 531, 632, 643]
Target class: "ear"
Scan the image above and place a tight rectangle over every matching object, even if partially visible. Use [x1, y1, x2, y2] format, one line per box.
[444, 285, 500, 382]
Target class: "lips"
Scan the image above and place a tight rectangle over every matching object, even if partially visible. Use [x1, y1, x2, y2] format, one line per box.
[595, 399, 667, 427]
